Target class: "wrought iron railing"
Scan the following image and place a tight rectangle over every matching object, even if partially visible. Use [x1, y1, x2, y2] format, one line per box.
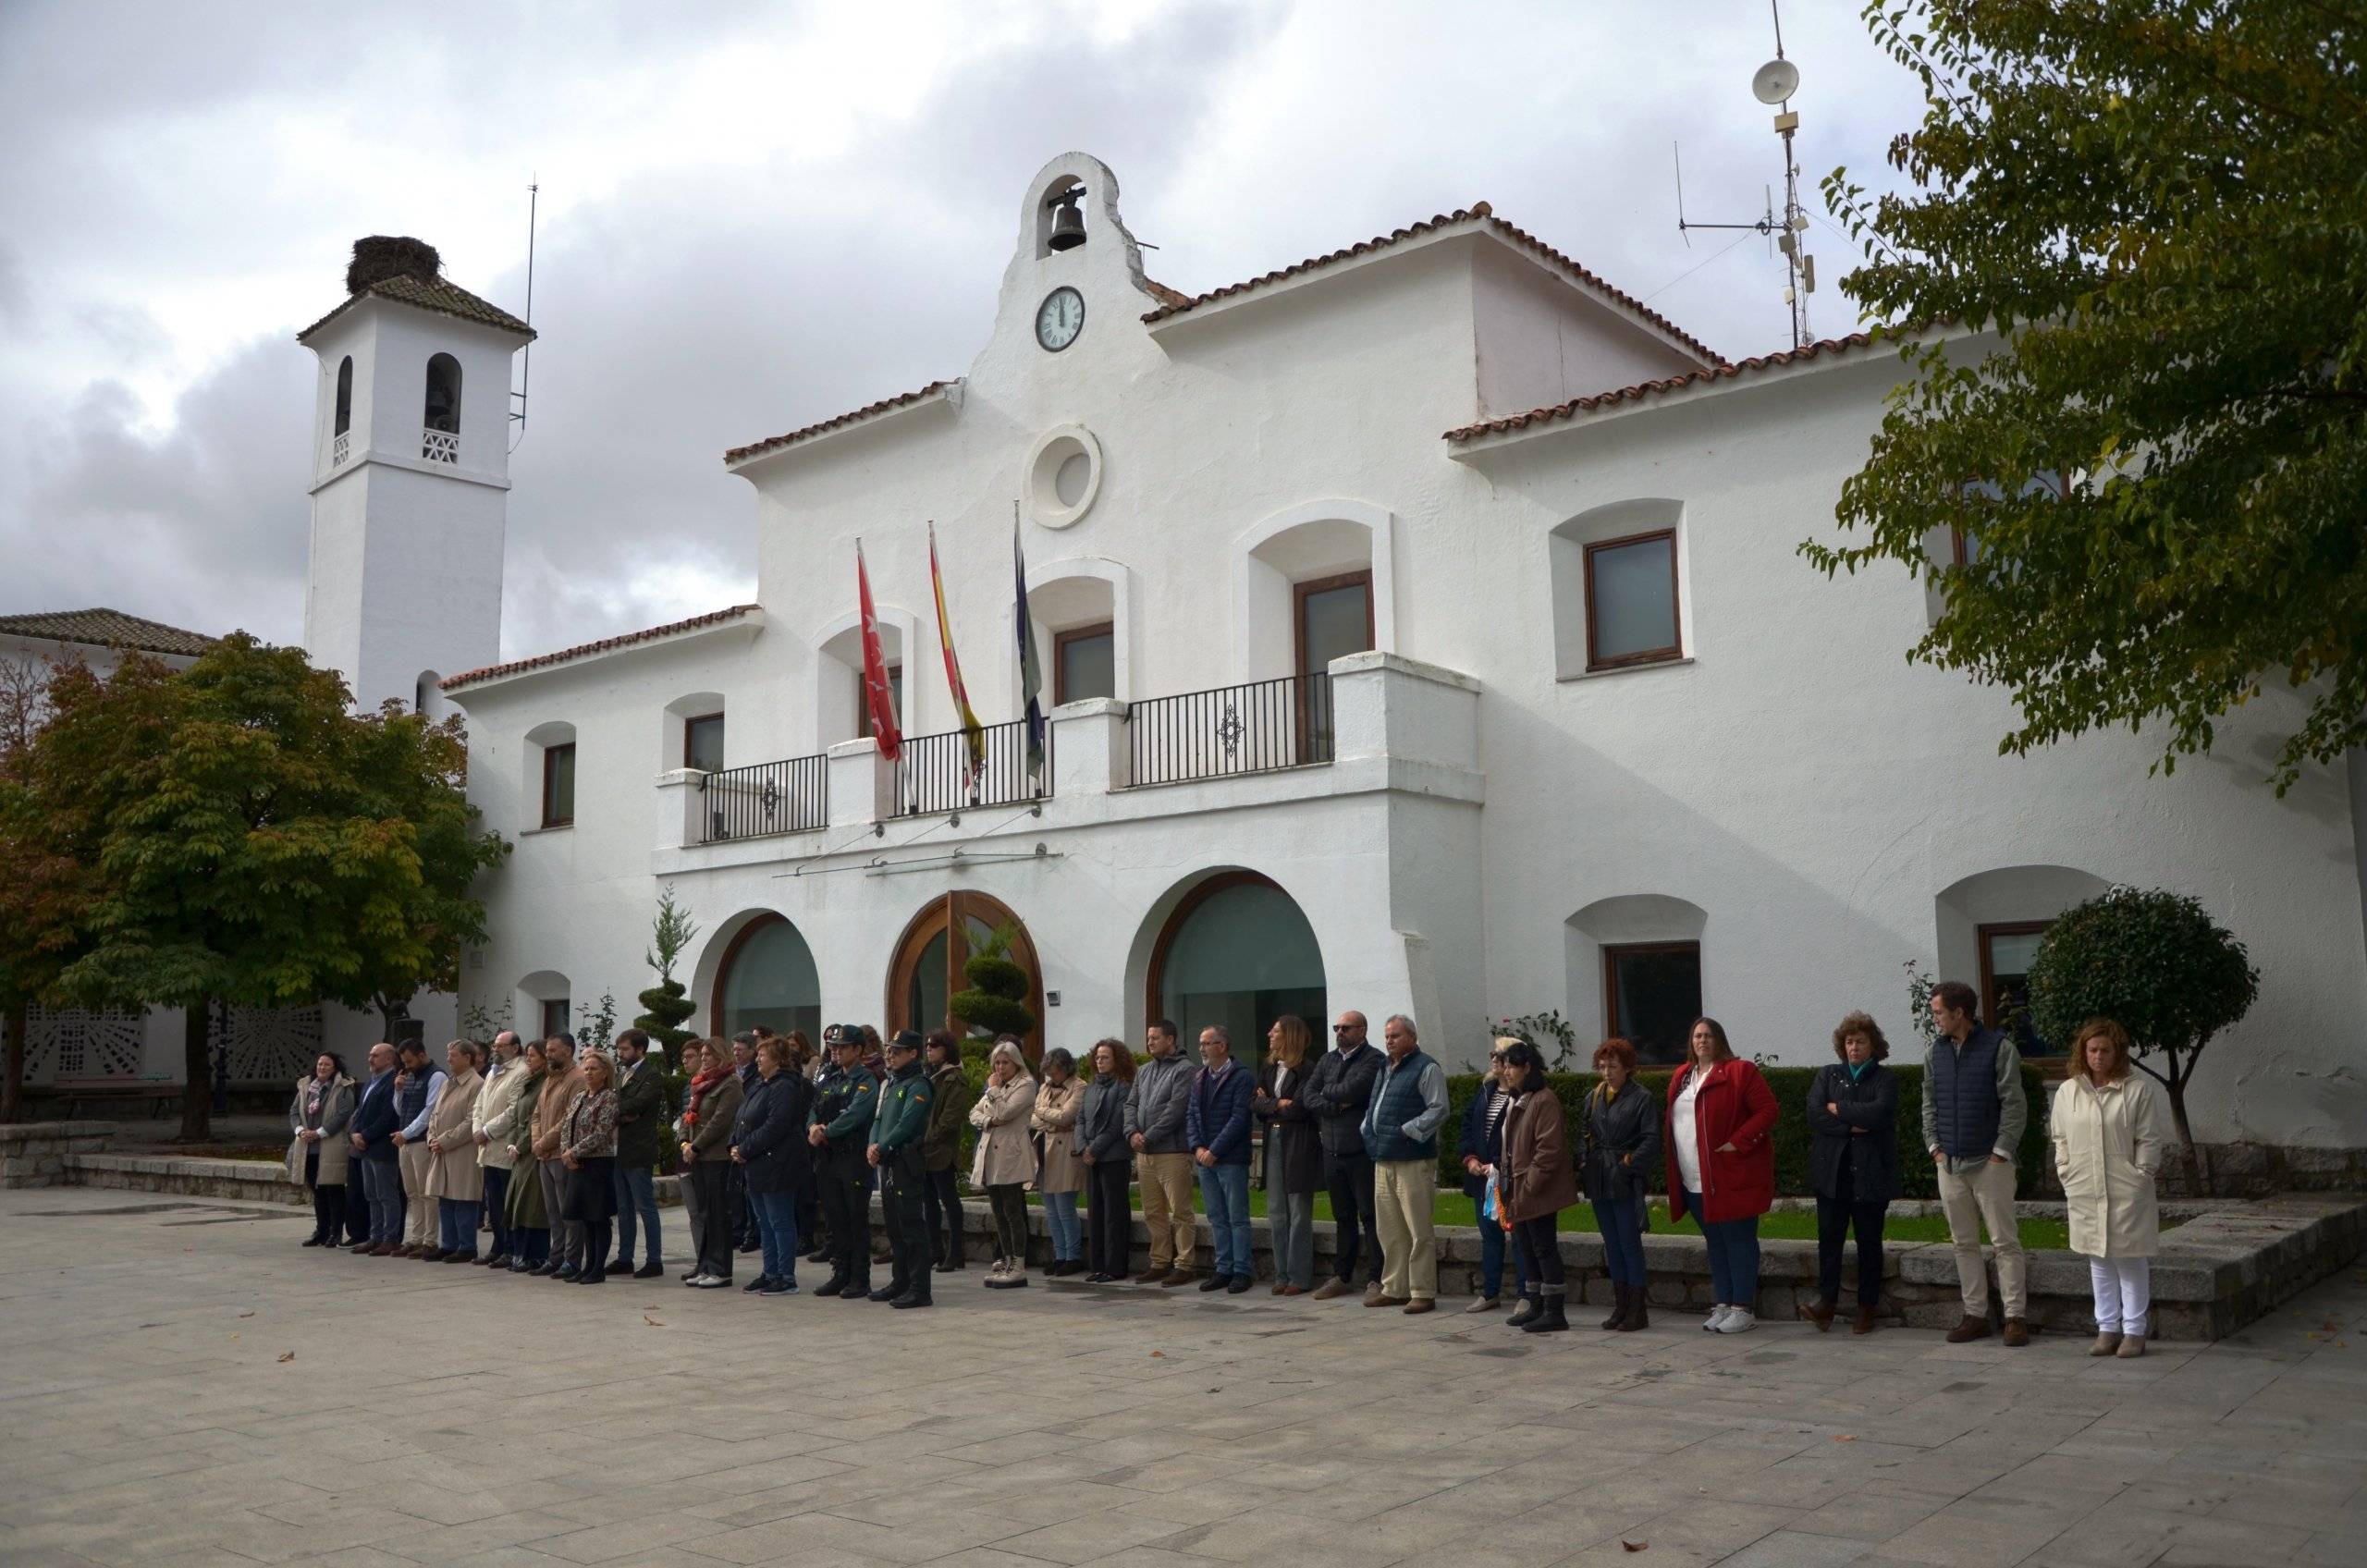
[893, 718, 1052, 817]
[1126, 673, 1333, 787]
[697, 754, 827, 843]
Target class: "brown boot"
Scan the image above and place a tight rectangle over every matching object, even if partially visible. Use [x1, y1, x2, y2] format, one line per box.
[1945, 1315, 1992, 1343]
[1619, 1286, 1650, 1331]
[2003, 1317, 2031, 1348]
[1851, 1305, 1878, 1335]
[1600, 1284, 1627, 1331]
[1802, 1295, 1837, 1332]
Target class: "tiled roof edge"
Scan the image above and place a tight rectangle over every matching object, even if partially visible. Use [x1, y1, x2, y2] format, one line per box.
[724, 380, 958, 467]
[1442, 333, 1880, 443]
[441, 605, 761, 692]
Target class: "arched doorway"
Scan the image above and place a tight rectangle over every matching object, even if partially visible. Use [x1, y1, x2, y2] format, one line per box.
[709, 913, 822, 1045]
[1146, 872, 1326, 1072]
[887, 891, 1045, 1061]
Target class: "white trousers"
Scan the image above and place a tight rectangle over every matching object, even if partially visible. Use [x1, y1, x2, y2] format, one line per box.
[2088, 1256, 2152, 1335]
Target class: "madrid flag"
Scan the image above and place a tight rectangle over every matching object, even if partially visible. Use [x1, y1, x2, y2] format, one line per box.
[856, 541, 901, 760]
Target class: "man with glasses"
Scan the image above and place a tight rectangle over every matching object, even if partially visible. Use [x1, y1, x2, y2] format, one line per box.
[1306, 1011, 1386, 1302]
[1124, 1020, 1198, 1285]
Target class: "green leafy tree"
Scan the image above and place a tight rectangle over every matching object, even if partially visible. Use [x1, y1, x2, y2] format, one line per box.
[1807, 2, 2367, 792]
[633, 886, 700, 1071]
[0, 636, 509, 1141]
[0, 651, 87, 1122]
[2027, 886, 2259, 1181]
[950, 920, 1036, 1042]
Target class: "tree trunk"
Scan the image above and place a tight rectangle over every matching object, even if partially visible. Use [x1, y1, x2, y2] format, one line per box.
[2165, 1051, 2209, 1195]
[1, 995, 26, 1124]
[178, 998, 213, 1144]
[375, 991, 413, 1039]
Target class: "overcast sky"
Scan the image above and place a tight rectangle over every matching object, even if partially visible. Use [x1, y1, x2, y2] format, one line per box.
[0, 1, 1926, 662]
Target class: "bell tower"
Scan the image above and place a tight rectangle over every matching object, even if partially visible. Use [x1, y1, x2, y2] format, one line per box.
[299, 236, 533, 714]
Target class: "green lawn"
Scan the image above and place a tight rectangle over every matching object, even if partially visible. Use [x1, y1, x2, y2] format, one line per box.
[1022, 1184, 2072, 1249]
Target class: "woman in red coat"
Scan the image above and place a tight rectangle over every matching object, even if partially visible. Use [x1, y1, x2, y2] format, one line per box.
[1664, 1017, 1778, 1333]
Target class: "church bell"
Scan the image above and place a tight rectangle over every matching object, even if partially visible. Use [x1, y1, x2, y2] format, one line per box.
[1046, 190, 1086, 251]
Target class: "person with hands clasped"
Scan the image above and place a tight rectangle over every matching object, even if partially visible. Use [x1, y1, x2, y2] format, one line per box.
[1665, 1018, 1778, 1333]
[1253, 1017, 1322, 1295]
[1802, 1012, 1903, 1334]
[1457, 1040, 1528, 1316]
[1188, 1025, 1256, 1294]
[1497, 1040, 1578, 1333]
[969, 1038, 1039, 1288]
[1580, 1037, 1662, 1331]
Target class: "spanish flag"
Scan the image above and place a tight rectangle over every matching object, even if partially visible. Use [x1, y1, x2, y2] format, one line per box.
[928, 522, 987, 789]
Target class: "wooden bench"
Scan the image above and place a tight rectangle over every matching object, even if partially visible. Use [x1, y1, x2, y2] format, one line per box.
[56, 1083, 181, 1121]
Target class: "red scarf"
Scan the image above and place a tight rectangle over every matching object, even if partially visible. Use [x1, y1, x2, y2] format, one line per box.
[683, 1067, 728, 1127]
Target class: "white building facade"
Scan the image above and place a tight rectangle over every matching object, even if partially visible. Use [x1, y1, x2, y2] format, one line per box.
[427, 154, 2361, 1151]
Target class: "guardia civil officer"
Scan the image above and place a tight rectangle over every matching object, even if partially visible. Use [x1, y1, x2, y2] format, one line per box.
[807, 1023, 877, 1299]
[867, 1029, 936, 1309]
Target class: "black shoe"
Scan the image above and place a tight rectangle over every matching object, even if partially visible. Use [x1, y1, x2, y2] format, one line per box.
[529, 1262, 558, 1278]
[1225, 1275, 1252, 1294]
[478, 1253, 507, 1268]
[742, 1275, 772, 1293]
[607, 1256, 633, 1274]
[760, 1279, 798, 1296]
[840, 1281, 873, 1301]
[737, 1240, 760, 1255]
[554, 1265, 581, 1281]
[803, 1246, 831, 1262]
[301, 1235, 323, 1248]
[813, 1274, 847, 1298]
[934, 1259, 964, 1272]
[576, 1269, 607, 1285]
[1198, 1274, 1228, 1292]
[866, 1282, 904, 1303]
[632, 1261, 662, 1279]
[890, 1291, 931, 1309]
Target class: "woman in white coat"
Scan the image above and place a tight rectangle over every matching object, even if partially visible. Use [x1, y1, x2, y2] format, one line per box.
[2051, 1019, 2171, 1358]
[969, 1037, 1039, 1289]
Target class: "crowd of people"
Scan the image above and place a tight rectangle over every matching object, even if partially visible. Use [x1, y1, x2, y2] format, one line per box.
[286, 980, 2172, 1350]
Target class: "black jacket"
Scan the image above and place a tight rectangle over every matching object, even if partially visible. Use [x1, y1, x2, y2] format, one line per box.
[1254, 1060, 1323, 1194]
[1303, 1042, 1383, 1159]
[614, 1059, 669, 1170]
[1075, 1074, 1133, 1167]
[350, 1070, 402, 1162]
[1805, 1061, 1902, 1203]
[1579, 1078, 1662, 1202]
[732, 1071, 816, 1196]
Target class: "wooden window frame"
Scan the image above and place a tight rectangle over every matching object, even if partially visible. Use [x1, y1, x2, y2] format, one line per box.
[854, 663, 902, 741]
[539, 741, 576, 828]
[681, 711, 725, 772]
[1582, 528, 1684, 672]
[1976, 920, 2052, 1031]
[1291, 570, 1375, 682]
[538, 998, 570, 1041]
[885, 890, 1045, 1065]
[1601, 939, 1702, 1045]
[1052, 620, 1115, 705]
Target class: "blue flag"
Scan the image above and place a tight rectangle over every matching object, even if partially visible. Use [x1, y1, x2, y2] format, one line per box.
[1013, 511, 1044, 782]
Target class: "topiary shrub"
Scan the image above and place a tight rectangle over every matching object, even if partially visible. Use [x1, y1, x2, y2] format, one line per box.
[949, 921, 1036, 1042]
[2028, 885, 2259, 1183]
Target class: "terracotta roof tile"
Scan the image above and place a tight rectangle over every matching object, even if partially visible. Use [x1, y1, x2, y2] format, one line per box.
[1139, 201, 1721, 364]
[441, 605, 760, 692]
[297, 273, 535, 344]
[1442, 332, 1879, 443]
[725, 380, 958, 467]
[0, 606, 218, 656]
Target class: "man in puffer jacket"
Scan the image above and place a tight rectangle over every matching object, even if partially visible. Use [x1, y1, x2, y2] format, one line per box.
[1123, 1021, 1197, 1285]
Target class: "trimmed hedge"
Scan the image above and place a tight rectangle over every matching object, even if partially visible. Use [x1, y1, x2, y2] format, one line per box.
[1435, 1063, 2052, 1202]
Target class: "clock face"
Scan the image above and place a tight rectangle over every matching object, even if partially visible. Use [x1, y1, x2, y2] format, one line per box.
[1036, 287, 1085, 352]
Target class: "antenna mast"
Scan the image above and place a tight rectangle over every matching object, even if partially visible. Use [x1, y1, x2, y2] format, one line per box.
[509, 178, 538, 450]
[1670, 1, 1814, 349]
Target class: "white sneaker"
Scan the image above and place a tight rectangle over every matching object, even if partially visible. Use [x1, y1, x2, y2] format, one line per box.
[1714, 1307, 1757, 1334]
[1702, 1304, 1733, 1331]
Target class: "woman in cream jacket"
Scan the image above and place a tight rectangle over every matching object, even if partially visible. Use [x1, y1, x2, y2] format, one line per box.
[969, 1038, 1039, 1288]
[2051, 1019, 2171, 1358]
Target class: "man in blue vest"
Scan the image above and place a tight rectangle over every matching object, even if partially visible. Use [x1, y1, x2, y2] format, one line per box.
[1922, 980, 2030, 1345]
[1361, 1014, 1449, 1315]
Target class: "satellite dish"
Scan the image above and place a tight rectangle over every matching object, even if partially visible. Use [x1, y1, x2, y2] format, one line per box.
[1752, 57, 1799, 104]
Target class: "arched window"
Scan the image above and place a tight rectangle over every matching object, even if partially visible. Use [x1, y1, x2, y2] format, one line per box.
[423, 353, 461, 434]
[333, 357, 353, 437]
[711, 914, 822, 1045]
[1935, 864, 2109, 1058]
[1566, 893, 1709, 1065]
[1147, 873, 1326, 1072]
[887, 892, 1044, 1061]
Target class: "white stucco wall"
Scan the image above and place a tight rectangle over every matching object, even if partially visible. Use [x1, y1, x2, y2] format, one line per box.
[441, 154, 2367, 1151]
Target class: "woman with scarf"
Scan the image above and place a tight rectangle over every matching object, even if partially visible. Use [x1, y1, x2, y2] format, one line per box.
[287, 1052, 357, 1247]
[560, 1047, 622, 1284]
[1803, 1011, 1903, 1334]
[500, 1041, 552, 1273]
[680, 1038, 745, 1288]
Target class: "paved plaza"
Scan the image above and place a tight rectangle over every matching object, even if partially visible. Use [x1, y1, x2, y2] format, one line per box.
[0, 1186, 2361, 1568]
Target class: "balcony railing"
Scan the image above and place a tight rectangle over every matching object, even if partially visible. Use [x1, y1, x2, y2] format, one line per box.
[698, 754, 827, 842]
[893, 718, 1052, 817]
[1127, 673, 1333, 788]
[332, 430, 350, 467]
[422, 425, 460, 465]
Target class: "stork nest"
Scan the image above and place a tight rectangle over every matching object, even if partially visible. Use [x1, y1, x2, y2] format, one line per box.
[346, 236, 443, 296]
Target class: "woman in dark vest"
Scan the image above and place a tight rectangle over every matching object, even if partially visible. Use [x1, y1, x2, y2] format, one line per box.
[1803, 1011, 1902, 1334]
[1580, 1036, 1662, 1330]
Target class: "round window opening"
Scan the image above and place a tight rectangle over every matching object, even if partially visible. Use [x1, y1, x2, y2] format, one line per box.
[1024, 425, 1103, 529]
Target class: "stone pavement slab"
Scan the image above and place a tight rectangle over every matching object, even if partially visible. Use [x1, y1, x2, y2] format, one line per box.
[1, 1186, 2362, 1567]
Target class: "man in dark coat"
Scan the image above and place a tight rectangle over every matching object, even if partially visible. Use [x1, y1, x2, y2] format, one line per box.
[867, 1030, 936, 1309]
[807, 1025, 877, 1298]
[1306, 1011, 1385, 1301]
[346, 1042, 406, 1254]
[608, 1028, 670, 1279]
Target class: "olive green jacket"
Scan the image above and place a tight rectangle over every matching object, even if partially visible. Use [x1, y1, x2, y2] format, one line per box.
[873, 1063, 934, 1154]
[924, 1063, 974, 1171]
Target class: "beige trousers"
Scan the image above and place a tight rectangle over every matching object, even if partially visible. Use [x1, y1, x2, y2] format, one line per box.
[399, 1141, 435, 1245]
[1938, 1157, 2028, 1318]
[1137, 1152, 1197, 1270]
[1374, 1158, 1438, 1302]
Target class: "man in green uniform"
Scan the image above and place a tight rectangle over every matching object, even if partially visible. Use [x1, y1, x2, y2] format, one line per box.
[868, 1029, 936, 1309]
[807, 1024, 877, 1299]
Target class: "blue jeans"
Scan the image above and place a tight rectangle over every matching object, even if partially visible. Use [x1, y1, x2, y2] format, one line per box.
[481, 1166, 512, 1256]
[613, 1163, 661, 1265]
[1043, 1191, 1082, 1261]
[1478, 1213, 1532, 1299]
[437, 1197, 478, 1252]
[1596, 1192, 1648, 1287]
[751, 1189, 799, 1284]
[361, 1158, 403, 1242]
[1686, 1191, 1760, 1309]
[1197, 1161, 1252, 1280]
